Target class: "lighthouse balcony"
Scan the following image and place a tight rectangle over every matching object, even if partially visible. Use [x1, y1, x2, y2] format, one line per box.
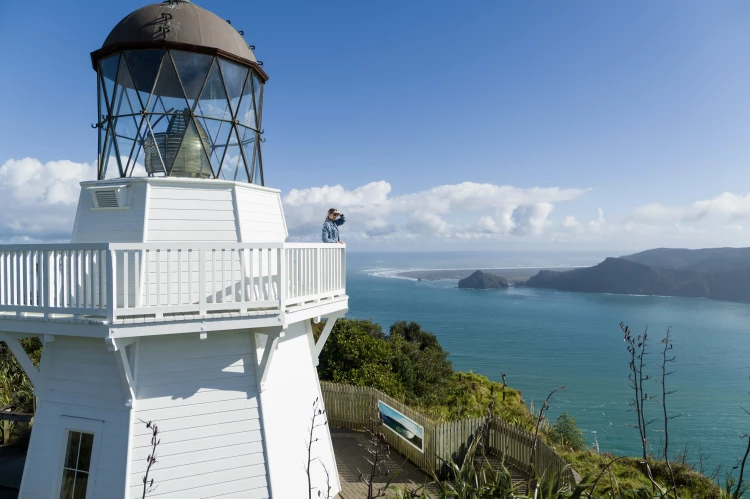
[0, 242, 346, 335]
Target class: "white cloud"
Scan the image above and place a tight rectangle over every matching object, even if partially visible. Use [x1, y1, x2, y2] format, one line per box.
[631, 192, 750, 224]
[0, 158, 95, 241]
[283, 181, 585, 241]
[563, 215, 580, 228]
[589, 208, 606, 233]
[510, 203, 554, 235]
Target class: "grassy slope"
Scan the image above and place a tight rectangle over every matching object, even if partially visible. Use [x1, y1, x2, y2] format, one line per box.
[410, 373, 722, 497]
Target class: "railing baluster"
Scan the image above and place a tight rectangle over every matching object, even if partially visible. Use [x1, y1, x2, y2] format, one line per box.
[278, 247, 285, 310]
[42, 251, 50, 315]
[12, 251, 17, 306]
[249, 248, 254, 301]
[240, 249, 246, 304]
[187, 249, 192, 306]
[99, 249, 106, 310]
[24, 251, 31, 307]
[266, 248, 272, 301]
[107, 249, 117, 323]
[212, 249, 217, 304]
[177, 249, 182, 306]
[258, 249, 263, 300]
[62, 250, 69, 308]
[123, 251, 129, 309]
[31, 251, 37, 306]
[134, 250, 140, 308]
[144, 250, 150, 307]
[74, 250, 80, 309]
[230, 249, 235, 303]
[156, 249, 162, 307]
[199, 248, 206, 315]
[221, 249, 226, 304]
[166, 249, 171, 306]
[83, 251, 90, 309]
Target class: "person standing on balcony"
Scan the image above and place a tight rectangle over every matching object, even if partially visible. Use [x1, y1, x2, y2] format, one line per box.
[322, 208, 345, 244]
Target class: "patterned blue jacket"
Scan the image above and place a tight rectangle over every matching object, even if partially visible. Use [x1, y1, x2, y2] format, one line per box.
[322, 215, 345, 243]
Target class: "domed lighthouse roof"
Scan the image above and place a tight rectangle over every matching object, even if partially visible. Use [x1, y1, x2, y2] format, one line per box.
[92, 0, 265, 75]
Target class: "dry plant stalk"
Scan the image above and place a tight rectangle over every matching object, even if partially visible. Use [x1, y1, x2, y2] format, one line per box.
[621, 323, 661, 492]
[358, 415, 392, 499]
[139, 419, 159, 498]
[654, 327, 679, 496]
[527, 385, 564, 492]
[305, 397, 332, 499]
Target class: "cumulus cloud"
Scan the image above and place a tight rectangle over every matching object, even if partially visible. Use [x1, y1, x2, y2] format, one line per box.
[589, 208, 606, 233]
[631, 192, 750, 224]
[283, 181, 586, 241]
[563, 215, 580, 228]
[0, 158, 95, 241]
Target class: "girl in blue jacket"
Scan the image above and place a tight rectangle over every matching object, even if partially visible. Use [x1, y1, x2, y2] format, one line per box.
[322, 208, 345, 243]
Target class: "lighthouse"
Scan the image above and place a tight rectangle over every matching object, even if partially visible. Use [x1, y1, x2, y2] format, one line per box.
[0, 2, 347, 497]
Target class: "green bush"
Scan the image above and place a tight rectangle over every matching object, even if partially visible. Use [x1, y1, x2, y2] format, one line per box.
[549, 412, 587, 451]
[316, 319, 404, 396]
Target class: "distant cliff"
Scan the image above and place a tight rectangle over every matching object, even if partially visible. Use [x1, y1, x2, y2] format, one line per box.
[458, 270, 509, 289]
[524, 248, 750, 303]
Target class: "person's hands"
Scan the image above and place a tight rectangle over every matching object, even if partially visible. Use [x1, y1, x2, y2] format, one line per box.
[338, 241, 344, 244]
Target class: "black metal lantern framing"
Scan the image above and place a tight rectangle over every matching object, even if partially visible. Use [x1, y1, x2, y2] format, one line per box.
[91, 1, 268, 185]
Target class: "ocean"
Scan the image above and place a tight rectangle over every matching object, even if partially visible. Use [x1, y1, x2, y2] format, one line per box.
[344, 251, 750, 473]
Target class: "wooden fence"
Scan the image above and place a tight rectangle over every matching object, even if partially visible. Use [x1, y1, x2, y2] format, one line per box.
[321, 382, 574, 484]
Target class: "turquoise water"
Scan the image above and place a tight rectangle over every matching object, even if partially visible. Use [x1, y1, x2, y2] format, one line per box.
[345, 252, 750, 472]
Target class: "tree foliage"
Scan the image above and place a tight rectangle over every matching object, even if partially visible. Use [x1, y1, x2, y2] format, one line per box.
[0, 337, 41, 413]
[316, 319, 531, 423]
[550, 412, 587, 451]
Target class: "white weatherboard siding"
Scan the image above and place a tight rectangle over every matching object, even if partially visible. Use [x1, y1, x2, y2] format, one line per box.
[19, 336, 131, 498]
[235, 186, 287, 243]
[129, 331, 269, 499]
[146, 185, 238, 243]
[259, 321, 340, 498]
[71, 178, 287, 245]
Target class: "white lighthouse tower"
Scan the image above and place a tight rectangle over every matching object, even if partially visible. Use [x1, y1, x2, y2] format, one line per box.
[0, 2, 347, 497]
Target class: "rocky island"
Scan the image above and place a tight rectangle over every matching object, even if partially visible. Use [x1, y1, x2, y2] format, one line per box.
[458, 270, 509, 289]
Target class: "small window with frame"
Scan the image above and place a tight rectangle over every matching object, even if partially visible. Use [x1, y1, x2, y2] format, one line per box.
[59, 430, 94, 499]
[55, 417, 102, 499]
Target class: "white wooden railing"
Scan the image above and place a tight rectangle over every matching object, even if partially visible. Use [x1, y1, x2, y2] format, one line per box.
[0, 243, 346, 323]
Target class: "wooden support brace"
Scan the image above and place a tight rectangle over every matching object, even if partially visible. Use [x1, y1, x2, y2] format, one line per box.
[109, 338, 137, 408]
[314, 310, 345, 361]
[255, 326, 284, 392]
[0, 333, 39, 387]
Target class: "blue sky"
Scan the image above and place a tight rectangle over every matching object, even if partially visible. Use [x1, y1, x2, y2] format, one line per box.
[1, 1, 749, 251]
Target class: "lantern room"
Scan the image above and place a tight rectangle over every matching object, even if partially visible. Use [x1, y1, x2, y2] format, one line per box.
[90, 0, 268, 184]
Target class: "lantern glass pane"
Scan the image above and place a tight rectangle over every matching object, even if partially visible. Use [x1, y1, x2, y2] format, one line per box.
[218, 57, 248, 118]
[125, 50, 163, 103]
[171, 50, 213, 110]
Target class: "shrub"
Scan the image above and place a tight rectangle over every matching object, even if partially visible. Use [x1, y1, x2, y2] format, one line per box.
[549, 412, 587, 451]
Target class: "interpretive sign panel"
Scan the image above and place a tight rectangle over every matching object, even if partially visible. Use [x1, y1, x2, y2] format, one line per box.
[377, 400, 424, 453]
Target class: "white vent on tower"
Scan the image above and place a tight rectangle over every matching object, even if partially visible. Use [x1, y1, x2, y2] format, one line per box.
[95, 190, 119, 208]
[88, 185, 129, 210]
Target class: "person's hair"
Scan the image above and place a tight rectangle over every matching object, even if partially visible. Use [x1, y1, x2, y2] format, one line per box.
[327, 208, 337, 217]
